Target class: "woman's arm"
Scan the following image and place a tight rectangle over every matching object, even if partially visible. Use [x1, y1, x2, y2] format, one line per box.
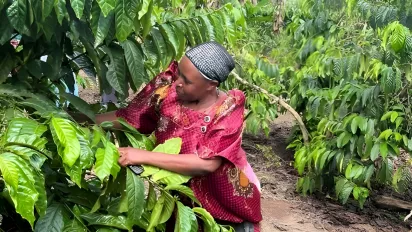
[118, 147, 222, 176]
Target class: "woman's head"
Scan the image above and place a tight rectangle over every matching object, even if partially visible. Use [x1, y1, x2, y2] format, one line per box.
[175, 42, 235, 102]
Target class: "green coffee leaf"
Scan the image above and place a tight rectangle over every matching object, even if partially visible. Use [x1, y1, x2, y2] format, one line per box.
[122, 40, 146, 89]
[0, 153, 38, 227]
[106, 45, 128, 96]
[165, 185, 201, 206]
[95, 142, 121, 181]
[114, 0, 133, 41]
[174, 202, 198, 232]
[193, 207, 220, 232]
[7, 0, 30, 35]
[50, 117, 81, 167]
[71, 0, 86, 19]
[81, 213, 130, 230]
[97, 0, 115, 16]
[126, 169, 145, 226]
[35, 203, 69, 232]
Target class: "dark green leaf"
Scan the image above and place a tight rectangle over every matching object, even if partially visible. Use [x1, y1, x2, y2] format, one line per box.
[208, 14, 224, 44]
[151, 28, 169, 68]
[126, 169, 145, 226]
[35, 203, 68, 232]
[0, 10, 13, 45]
[54, 0, 68, 25]
[81, 213, 130, 230]
[61, 93, 96, 123]
[0, 53, 15, 84]
[160, 23, 179, 58]
[199, 15, 215, 42]
[7, 0, 30, 35]
[339, 181, 355, 204]
[95, 11, 114, 48]
[63, 219, 87, 232]
[42, 0, 54, 20]
[140, 0, 153, 38]
[71, 0, 85, 19]
[122, 40, 146, 89]
[106, 45, 128, 96]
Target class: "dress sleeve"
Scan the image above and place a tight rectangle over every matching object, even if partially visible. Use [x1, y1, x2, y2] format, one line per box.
[115, 61, 178, 134]
[195, 90, 248, 168]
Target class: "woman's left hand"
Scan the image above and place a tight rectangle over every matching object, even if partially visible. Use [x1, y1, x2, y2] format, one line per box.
[118, 147, 146, 167]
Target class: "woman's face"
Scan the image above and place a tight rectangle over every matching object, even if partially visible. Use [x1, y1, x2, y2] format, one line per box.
[175, 56, 216, 102]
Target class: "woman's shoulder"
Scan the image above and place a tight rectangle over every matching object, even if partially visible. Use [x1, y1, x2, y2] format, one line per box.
[225, 89, 246, 106]
[213, 89, 246, 124]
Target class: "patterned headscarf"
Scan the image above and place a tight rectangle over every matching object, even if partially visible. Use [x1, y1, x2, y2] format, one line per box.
[185, 41, 235, 84]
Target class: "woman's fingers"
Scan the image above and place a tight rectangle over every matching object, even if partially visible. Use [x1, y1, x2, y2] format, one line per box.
[118, 155, 129, 166]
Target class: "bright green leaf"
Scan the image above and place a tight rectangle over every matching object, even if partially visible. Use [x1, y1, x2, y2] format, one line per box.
[50, 117, 80, 167]
[193, 207, 220, 232]
[97, 0, 115, 16]
[0, 153, 38, 227]
[115, 0, 133, 41]
[380, 143, 388, 159]
[174, 202, 198, 232]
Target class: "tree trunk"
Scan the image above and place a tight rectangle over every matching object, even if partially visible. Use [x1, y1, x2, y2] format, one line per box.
[273, 0, 284, 33]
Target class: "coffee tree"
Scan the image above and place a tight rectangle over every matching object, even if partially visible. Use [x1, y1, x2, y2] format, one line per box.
[0, 0, 247, 231]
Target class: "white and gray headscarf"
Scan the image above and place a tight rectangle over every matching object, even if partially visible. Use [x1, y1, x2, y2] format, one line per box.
[185, 41, 235, 84]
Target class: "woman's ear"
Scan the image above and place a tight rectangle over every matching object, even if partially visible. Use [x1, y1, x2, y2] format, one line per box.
[206, 80, 219, 91]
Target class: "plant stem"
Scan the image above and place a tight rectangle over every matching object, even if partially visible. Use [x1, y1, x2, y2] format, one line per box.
[231, 71, 310, 145]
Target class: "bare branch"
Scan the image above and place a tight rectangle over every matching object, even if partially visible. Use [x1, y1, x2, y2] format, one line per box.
[231, 71, 310, 145]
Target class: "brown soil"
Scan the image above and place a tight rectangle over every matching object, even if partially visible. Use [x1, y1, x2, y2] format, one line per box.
[79, 86, 412, 232]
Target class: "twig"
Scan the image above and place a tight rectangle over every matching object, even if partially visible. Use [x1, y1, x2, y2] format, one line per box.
[404, 210, 412, 221]
[231, 72, 310, 145]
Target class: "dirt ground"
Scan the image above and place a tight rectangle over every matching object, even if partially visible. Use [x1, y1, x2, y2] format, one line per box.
[79, 85, 412, 232]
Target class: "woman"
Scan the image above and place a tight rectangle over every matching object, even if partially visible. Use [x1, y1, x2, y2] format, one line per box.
[97, 42, 262, 231]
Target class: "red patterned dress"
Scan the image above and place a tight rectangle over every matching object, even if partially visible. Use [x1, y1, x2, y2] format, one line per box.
[116, 62, 262, 231]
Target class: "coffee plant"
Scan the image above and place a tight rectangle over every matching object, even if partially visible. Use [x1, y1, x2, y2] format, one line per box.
[277, 0, 412, 208]
[0, 0, 249, 230]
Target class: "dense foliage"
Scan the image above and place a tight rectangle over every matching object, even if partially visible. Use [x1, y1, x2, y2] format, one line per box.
[274, 0, 412, 208]
[0, 0, 249, 230]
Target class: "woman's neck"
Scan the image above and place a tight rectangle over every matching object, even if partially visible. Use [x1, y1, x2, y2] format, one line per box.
[184, 89, 223, 112]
